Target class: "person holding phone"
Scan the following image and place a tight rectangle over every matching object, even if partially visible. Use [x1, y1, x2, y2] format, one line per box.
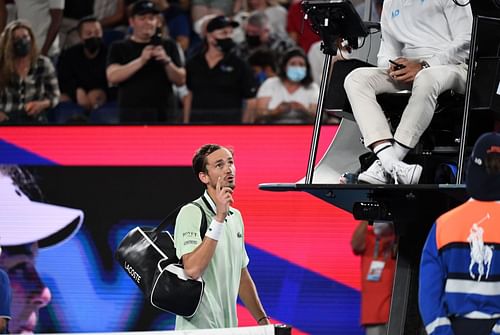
[106, 0, 185, 123]
[343, 0, 472, 184]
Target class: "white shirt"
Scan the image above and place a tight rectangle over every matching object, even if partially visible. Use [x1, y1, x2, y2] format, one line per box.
[15, 0, 65, 56]
[257, 76, 319, 110]
[377, 0, 472, 68]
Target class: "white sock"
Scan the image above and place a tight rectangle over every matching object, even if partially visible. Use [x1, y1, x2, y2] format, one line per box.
[374, 142, 399, 172]
[393, 142, 410, 160]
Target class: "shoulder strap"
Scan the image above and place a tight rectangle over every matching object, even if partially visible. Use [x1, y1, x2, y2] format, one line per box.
[153, 201, 208, 239]
[190, 202, 208, 239]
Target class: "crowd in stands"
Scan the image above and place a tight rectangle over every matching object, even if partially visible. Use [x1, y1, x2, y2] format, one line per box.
[0, 0, 372, 125]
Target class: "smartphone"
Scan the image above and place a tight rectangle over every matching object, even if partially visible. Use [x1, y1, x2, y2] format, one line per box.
[150, 28, 163, 46]
[389, 59, 406, 70]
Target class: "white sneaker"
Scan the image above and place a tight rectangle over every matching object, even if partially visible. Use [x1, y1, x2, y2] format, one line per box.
[358, 160, 391, 184]
[391, 161, 423, 184]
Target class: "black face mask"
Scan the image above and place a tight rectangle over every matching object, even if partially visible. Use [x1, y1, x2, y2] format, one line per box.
[83, 37, 102, 54]
[13, 38, 31, 58]
[245, 34, 261, 47]
[215, 38, 235, 54]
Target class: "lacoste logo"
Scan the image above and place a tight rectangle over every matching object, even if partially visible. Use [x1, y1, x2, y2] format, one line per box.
[124, 261, 141, 284]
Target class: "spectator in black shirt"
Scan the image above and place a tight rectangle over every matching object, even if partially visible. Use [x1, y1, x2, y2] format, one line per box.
[57, 16, 118, 123]
[184, 15, 256, 124]
[107, 0, 185, 123]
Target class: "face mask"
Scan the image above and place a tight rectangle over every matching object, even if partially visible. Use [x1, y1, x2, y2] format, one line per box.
[286, 65, 306, 82]
[83, 37, 102, 54]
[13, 38, 31, 57]
[246, 34, 261, 47]
[215, 38, 235, 54]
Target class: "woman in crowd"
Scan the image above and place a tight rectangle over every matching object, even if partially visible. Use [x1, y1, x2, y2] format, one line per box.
[0, 20, 60, 124]
[255, 47, 319, 124]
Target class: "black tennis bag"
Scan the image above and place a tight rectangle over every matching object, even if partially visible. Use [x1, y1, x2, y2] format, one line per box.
[115, 202, 207, 318]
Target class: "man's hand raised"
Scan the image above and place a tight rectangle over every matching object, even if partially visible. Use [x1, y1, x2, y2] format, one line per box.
[214, 176, 233, 223]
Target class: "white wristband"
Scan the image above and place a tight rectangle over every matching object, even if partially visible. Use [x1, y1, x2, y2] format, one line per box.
[205, 219, 224, 241]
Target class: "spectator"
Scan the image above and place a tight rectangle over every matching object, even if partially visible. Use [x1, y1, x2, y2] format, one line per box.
[287, 0, 320, 53]
[246, 0, 286, 36]
[419, 132, 500, 335]
[0, 166, 83, 334]
[107, 0, 185, 123]
[14, 0, 64, 58]
[351, 221, 396, 335]
[59, 0, 94, 49]
[57, 16, 117, 124]
[0, 20, 60, 124]
[235, 11, 294, 62]
[255, 48, 318, 124]
[184, 15, 256, 124]
[247, 47, 277, 86]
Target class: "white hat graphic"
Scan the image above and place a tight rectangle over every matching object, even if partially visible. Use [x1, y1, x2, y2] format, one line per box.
[0, 173, 83, 248]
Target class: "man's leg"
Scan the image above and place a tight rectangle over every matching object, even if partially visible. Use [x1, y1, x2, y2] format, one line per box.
[344, 67, 406, 147]
[394, 64, 468, 148]
[344, 67, 421, 184]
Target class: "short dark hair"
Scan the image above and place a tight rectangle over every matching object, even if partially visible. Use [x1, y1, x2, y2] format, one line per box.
[77, 15, 99, 34]
[278, 47, 313, 87]
[248, 48, 277, 72]
[192, 144, 223, 176]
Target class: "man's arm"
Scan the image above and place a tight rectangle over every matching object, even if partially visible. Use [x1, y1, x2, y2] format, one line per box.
[151, 45, 186, 86]
[426, 0, 472, 66]
[242, 98, 256, 123]
[351, 221, 368, 255]
[239, 267, 270, 325]
[107, 45, 154, 85]
[182, 90, 192, 124]
[41, 7, 63, 56]
[181, 177, 233, 279]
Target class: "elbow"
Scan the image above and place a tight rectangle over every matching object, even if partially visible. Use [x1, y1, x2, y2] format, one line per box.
[183, 266, 203, 280]
[175, 71, 187, 86]
[107, 73, 118, 86]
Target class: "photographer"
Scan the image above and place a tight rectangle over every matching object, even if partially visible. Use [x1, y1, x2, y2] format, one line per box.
[106, 0, 185, 123]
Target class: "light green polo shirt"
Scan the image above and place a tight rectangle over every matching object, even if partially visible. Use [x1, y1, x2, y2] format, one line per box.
[174, 191, 249, 330]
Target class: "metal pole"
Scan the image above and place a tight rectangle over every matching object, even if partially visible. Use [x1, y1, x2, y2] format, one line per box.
[457, 16, 478, 183]
[305, 52, 332, 184]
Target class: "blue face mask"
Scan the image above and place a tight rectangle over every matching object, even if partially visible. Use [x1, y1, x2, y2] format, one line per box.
[286, 66, 306, 82]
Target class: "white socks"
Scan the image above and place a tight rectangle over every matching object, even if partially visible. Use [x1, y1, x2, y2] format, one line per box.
[393, 142, 410, 160]
[373, 142, 398, 172]
[373, 142, 411, 172]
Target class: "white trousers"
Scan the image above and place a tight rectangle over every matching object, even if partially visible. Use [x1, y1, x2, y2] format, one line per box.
[344, 64, 468, 148]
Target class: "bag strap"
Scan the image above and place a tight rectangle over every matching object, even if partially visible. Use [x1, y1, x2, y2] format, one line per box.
[190, 202, 208, 239]
[153, 201, 208, 239]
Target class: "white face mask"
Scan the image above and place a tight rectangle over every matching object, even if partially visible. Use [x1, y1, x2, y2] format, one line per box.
[373, 221, 393, 236]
